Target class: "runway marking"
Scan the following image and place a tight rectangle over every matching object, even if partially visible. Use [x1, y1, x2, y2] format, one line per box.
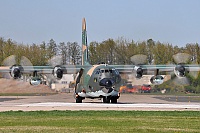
[18, 102, 200, 109]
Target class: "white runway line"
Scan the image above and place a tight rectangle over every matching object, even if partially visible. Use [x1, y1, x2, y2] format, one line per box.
[18, 102, 200, 109]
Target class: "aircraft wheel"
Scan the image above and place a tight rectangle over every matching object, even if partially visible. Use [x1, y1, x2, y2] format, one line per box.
[111, 97, 117, 103]
[76, 96, 82, 103]
[103, 96, 110, 103]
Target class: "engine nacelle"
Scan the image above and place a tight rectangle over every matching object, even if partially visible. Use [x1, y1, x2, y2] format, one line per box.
[150, 75, 164, 85]
[10, 65, 23, 79]
[134, 66, 143, 79]
[174, 64, 186, 78]
[30, 77, 41, 86]
[53, 66, 63, 80]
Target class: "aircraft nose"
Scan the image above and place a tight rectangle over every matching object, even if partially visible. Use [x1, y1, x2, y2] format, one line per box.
[99, 78, 114, 87]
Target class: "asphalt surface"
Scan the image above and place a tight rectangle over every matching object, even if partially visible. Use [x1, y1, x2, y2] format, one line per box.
[0, 93, 199, 111]
[154, 96, 200, 103]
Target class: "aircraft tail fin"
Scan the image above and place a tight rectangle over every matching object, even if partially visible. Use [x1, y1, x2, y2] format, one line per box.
[82, 18, 89, 65]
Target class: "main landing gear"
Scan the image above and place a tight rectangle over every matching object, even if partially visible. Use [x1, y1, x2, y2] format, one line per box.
[75, 94, 83, 103]
[76, 97, 82, 103]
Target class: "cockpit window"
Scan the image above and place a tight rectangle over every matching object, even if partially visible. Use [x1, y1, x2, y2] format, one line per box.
[100, 69, 111, 73]
[98, 68, 119, 75]
[109, 69, 113, 73]
[105, 69, 109, 73]
[101, 69, 104, 73]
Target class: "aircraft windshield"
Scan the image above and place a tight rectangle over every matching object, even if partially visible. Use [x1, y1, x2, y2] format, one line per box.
[95, 68, 119, 75]
[100, 69, 114, 74]
[101, 69, 104, 73]
[105, 69, 109, 73]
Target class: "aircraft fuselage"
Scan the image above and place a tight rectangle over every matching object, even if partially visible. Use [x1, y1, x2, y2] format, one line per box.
[75, 64, 122, 103]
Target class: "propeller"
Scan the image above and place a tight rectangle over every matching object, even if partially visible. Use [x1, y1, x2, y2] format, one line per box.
[131, 54, 148, 79]
[172, 53, 199, 85]
[131, 54, 155, 76]
[46, 55, 63, 84]
[2, 55, 33, 80]
[129, 54, 153, 85]
[46, 55, 76, 85]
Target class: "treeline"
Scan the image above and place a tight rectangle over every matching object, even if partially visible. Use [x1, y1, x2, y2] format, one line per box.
[1, 37, 200, 66]
[89, 38, 200, 65]
[0, 38, 81, 66]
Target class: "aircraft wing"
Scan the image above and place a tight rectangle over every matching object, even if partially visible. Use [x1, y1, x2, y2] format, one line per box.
[1, 64, 199, 76]
[0, 65, 92, 79]
[112, 64, 200, 73]
[0, 67, 10, 73]
[30, 66, 81, 74]
[111, 64, 200, 85]
[111, 65, 174, 74]
[0, 66, 54, 74]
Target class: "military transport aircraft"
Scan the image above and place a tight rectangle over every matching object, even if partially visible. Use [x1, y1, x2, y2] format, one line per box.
[0, 18, 199, 103]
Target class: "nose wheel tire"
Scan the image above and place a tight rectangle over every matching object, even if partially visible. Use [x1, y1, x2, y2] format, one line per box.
[103, 96, 111, 103]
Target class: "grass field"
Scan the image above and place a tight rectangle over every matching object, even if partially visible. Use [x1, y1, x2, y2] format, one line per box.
[0, 111, 199, 133]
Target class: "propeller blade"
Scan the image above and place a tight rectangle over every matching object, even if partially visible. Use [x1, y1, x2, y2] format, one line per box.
[2, 55, 17, 66]
[173, 77, 190, 86]
[48, 55, 62, 67]
[20, 56, 33, 66]
[173, 53, 191, 64]
[2, 55, 17, 79]
[130, 54, 147, 65]
[188, 61, 199, 79]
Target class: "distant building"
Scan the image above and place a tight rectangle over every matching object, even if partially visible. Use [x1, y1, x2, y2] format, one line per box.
[51, 74, 74, 92]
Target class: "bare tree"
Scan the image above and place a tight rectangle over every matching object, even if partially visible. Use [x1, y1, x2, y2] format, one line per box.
[68, 42, 81, 65]
[58, 42, 68, 65]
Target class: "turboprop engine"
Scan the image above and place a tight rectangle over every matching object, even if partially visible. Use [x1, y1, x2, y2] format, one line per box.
[10, 65, 23, 79]
[52, 66, 63, 80]
[134, 66, 143, 79]
[174, 64, 186, 78]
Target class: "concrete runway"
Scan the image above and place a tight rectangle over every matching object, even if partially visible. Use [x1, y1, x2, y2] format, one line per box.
[0, 93, 199, 111]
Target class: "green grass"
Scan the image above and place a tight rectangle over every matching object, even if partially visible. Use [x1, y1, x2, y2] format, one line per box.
[0, 111, 199, 133]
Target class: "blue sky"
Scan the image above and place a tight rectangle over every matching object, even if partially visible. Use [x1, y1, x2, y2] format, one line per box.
[0, 0, 199, 47]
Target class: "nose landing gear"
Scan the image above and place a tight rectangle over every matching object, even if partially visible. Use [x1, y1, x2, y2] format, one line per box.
[102, 96, 118, 103]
